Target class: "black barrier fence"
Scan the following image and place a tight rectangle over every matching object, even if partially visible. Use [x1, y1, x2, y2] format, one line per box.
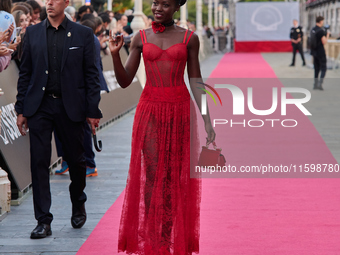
[0, 49, 142, 199]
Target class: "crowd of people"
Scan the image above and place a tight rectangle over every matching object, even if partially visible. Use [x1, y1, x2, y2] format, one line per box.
[0, 0, 161, 73]
[1, 0, 231, 73]
[1, 0, 217, 179]
[0, 0, 133, 177]
[0, 0, 46, 71]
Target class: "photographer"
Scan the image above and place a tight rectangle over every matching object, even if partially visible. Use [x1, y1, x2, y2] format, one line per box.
[310, 16, 329, 90]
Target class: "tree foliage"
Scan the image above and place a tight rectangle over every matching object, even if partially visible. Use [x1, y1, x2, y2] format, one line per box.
[112, 0, 134, 13]
[187, 0, 208, 25]
[239, 0, 286, 1]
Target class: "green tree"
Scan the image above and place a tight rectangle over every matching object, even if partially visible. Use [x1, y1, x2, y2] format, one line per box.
[187, 0, 208, 25]
[143, 1, 153, 17]
[112, 0, 134, 13]
[240, 0, 286, 1]
[92, 0, 107, 12]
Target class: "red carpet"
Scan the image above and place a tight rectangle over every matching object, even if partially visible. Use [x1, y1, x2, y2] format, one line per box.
[77, 53, 340, 254]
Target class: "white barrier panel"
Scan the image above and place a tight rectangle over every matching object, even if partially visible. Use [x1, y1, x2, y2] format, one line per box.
[236, 2, 299, 42]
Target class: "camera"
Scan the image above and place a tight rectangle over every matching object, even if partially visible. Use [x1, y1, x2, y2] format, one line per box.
[16, 27, 22, 37]
[123, 35, 131, 44]
[324, 24, 330, 34]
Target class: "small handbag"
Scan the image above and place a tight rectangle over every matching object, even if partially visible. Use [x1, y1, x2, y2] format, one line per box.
[197, 141, 226, 167]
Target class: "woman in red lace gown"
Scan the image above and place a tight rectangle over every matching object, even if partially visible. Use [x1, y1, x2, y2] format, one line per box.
[109, 0, 215, 253]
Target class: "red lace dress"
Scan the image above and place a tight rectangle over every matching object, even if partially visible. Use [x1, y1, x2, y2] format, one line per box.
[117, 29, 202, 255]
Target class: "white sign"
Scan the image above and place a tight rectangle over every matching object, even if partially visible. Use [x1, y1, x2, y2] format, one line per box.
[236, 2, 299, 42]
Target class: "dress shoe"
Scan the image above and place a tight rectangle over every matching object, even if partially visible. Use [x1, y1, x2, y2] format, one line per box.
[289, 63, 295, 67]
[30, 223, 52, 239]
[71, 203, 87, 228]
[302, 62, 306, 66]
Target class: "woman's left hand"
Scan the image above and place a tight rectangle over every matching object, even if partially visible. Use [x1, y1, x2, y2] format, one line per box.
[108, 30, 124, 56]
[205, 122, 216, 145]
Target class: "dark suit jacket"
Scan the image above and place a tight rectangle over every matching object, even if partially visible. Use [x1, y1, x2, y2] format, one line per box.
[15, 18, 102, 122]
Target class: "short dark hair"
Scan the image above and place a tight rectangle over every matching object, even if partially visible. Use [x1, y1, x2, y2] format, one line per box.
[77, 5, 94, 21]
[81, 19, 96, 33]
[26, 0, 41, 12]
[98, 12, 110, 24]
[316, 16, 324, 23]
[127, 14, 133, 23]
[78, 5, 94, 15]
[114, 13, 122, 21]
[176, 0, 187, 6]
[81, 13, 95, 22]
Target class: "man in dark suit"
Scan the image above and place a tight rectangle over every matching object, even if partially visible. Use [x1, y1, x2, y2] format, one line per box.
[15, 0, 102, 239]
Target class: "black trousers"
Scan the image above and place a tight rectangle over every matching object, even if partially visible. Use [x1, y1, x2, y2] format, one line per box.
[313, 54, 327, 79]
[27, 95, 86, 225]
[291, 43, 305, 64]
[54, 121, 96, 168]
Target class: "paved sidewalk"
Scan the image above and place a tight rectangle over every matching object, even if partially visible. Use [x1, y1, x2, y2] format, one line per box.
[1, 51, 340, 254]
[0, 110, 134, 255]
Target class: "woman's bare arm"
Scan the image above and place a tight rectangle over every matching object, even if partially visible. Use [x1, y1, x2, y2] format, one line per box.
[109, 31, 143, 88]
[187, 32, 216, 143]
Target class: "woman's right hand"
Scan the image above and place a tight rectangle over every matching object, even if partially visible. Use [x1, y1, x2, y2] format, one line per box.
[5, 23, 14, 42]
[109, 30, 124, 56]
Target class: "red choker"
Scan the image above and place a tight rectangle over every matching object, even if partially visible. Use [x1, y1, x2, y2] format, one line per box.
[151, 20, 174, 33]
